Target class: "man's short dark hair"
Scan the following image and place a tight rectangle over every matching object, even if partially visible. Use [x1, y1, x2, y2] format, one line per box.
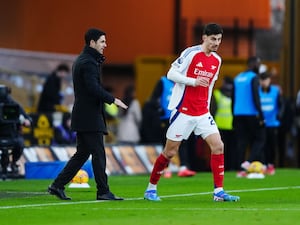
[247, 56, 261, 67]
[259, 71, 271, 80]
[223, 76, 233, 85]
[203, 23, 223, 36]
[84, 28, 106, 45]
[56, 63, 69, 72]
[0, 85, 10, 99]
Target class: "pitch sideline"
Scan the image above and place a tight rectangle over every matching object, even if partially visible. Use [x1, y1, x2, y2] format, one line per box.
[1, 185, 299, 210]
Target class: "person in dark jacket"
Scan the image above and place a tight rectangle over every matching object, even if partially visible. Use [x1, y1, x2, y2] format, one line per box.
[48, 28, 127, 201]
[53, 112, 76, 145]
[0, 85, 31, 178]
[232, 56, 266, 177]
[259, 71, 284, 175]
[37, 63, 70, 113]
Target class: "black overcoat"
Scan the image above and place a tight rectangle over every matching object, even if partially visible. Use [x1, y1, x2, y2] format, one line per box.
[71, 46, 114, 133]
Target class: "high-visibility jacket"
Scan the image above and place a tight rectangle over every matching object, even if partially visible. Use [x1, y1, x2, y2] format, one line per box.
[233, 71, 258, 116]
[213, 89, 233, 130]
[160, 76, 174, 119]
[259, 85, 280, 127]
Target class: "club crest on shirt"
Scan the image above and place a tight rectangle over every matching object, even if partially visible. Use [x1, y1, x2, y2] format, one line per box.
[177, 57, 184, 64]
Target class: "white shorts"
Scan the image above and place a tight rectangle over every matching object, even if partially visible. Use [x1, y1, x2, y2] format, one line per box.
[166, 111, 219, 141]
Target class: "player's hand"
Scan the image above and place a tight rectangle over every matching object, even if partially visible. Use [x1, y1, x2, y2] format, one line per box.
[195, 76, 209, 87]
[114, 98, 128, 109]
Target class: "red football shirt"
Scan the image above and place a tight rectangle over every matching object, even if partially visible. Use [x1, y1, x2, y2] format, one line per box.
[176, 50, 221, 116]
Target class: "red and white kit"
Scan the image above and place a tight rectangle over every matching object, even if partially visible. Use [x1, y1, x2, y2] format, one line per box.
[166, 45, 222, 141]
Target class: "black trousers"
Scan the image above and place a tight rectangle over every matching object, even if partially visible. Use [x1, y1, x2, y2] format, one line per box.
[234, 116, 266, 167]
[53, 131, 109, 195]
[0, 134, 24, 162]
[219, 129, 237, 171]
[264, 127, 278, 165]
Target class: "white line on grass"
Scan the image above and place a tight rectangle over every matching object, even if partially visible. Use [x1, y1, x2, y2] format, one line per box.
[104, 207, 300, 211]
[160, 185, 300, 199]
[0, 185, 299, 210]
[4, 191, 48, 195]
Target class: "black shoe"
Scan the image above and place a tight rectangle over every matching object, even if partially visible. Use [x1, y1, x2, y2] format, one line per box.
[97, 191, 124, 201]
[48, 185, 71, 200]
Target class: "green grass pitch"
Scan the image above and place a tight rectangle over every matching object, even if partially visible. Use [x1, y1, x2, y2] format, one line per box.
[0, 169, 299, 225]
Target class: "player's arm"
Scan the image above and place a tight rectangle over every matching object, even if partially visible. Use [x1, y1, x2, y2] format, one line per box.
[168, 46, 209, 87]
[167, 67, 198, 86]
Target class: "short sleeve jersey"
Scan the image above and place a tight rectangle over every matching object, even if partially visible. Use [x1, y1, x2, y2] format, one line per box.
[171, 45, 221, 116]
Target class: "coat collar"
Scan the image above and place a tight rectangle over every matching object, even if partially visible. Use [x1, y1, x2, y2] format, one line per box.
[83, 45, 105, 63]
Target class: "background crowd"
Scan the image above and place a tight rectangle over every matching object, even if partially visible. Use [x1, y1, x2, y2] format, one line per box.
[1, 56, 300, 178]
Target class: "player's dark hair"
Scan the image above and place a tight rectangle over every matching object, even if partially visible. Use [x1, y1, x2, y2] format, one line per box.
[84, 28, 106, 45]
[203, 23, 223, 36]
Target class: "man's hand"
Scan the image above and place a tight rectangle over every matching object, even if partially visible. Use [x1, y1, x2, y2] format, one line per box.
[195, 76, 209, 87]
[114, 98, 128, 109]
[23, 119, 31, 127]
[256, 115, 265, 127]
[19, 115, 31, 127]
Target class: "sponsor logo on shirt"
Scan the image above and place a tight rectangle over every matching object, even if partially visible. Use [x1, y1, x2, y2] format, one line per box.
[196, 62, 203, 67]
[193, 68, 214, 78]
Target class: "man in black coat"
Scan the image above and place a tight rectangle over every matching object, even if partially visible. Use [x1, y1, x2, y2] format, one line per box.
[48, 28, 127, 200]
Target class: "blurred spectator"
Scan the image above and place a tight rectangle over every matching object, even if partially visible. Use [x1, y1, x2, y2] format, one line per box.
[147, 76, 174, 145]
[0, 85, 31, 178]
[211, 76, 236, 171]
[296, 90, 300, 127]
[232, 56, 266, 177]
[140, 97, 163, 143]
[277, 95, 297, 167]
[296, 90, 300, 109]
[296, 90, 300, 167]
[37, 63, 70, 113]
[104, 86, 119, 143]
[53, 112, 76, 145]
[116, 85, 142, 144]
[259, 71, 284, 175]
